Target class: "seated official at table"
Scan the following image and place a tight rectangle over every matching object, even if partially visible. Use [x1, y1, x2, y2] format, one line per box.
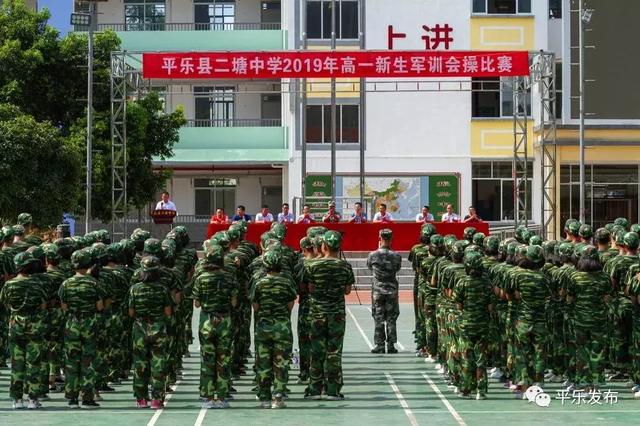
[349, 202, 368, 223]
[462, 206, 483, 223]
[322, 201, 342, 223]
[155, 191, 177, 212]
[415, 206, 434, 223]
[441, 203, 460, 223]
[255, 205, 274, 223]
[210, 208, 229, 224]
[278, 203, 295, 223]
[297, 204, 316, 224]
[373, 203, 394, 223]
[232, 205, 252, 222]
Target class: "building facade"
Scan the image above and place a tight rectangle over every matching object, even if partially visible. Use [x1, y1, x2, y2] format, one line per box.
[80, 0, 640, 231]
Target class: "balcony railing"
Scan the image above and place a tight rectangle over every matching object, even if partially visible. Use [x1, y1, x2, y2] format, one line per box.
[185, 118, 282, 128]
[96, 22, 281, 32]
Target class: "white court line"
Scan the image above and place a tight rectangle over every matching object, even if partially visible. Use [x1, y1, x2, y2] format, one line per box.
[385, 372, 419, 426]
[194, 406, 207, 426]
[365, 306, 406, 351]
[346, 306, 374, 350]
[421, 372, 466, 426]
[147, 380, 182, 426]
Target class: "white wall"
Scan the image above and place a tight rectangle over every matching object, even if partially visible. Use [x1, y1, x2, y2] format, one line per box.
[236, 0, 261, 23]
[97, 0, 124, 23]
[170, 176, 193, 215]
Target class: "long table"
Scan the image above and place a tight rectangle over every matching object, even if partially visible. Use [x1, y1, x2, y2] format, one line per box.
[206, 222, 490, 251]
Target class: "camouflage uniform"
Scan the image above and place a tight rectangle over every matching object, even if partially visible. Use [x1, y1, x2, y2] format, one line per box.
[295, 237, 315, 382]
[305, 231, 355, 398]
[128, 256, 173, 403]
[419, 235, 445, 358]
[251, 252, 297, 403]
[0, 253, 48, 403]
[367, 230, 402, 352]
[192, 246, 237, 402]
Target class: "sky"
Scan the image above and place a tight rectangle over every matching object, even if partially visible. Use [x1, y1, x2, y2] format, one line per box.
[39, 0, 73, 35]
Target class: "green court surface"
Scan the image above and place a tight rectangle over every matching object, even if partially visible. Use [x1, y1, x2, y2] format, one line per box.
[1, 304, 638, 425]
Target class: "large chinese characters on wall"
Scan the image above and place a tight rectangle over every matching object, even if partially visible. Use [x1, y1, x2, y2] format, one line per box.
[142, 51, 529, 80]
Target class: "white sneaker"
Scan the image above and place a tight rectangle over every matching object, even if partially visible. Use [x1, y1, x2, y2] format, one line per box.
[476, 392, 487, 400]
[260, 400, 272, 409]
[12, 399, 25, 409]
[509, 383, 518, 390]
[271, 398, 286, 409]
[437, 367, 446, 374]
[435, 363, 442, 370]
[489, 367, 497, 374]
[201, 400, 217, 409]
[489, 368, 503, 379]
[424, 356, 436, 363]
[634, 390, 640, 399]
[27, 399, 42, 409]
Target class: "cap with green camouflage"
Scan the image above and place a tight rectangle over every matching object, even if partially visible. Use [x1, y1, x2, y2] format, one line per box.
[579, 224, 593, 239]
[306, 226, 328, 238]
[594, 227, 611, 243]
[300, 237, 314, 250]
[17, 213, 33, 226]
[581, 245, 600, 262]
[90, 242, 108, 261]
[204, 244, 224, 266]
[463, 227, 477, 241]
[42, 243, 60, 261]
[430, 234, 445, 248]
[604, 223, 614, 232]
[568, 220, 582, 236]
[14, 252, 37, 270]
[444, 235, 457, 251]
[472, 232, 486, 247]
[262, 250, 283, 270]
[71, 249, 93, 269]
[260, 231, 277, 250]
[271, 223, 287, 241]
[26, 245, 45, 262]
[323, 230, 342, 251]
[2, 225, 15, 240]
[623, 232, 640, 250]
[161, 239, 176, 259]
[463, 251, 484, 270]
[421, 223, 436, 237]
[464, 244, 483, 255]
[227, 226, 241, 241]
[631, 224, 640, 234]
[542, 240, 557, 259]
[614, 217, 630, 231]
[13, 224, 25, 236]
[120, 238, 136, 256]
[313, 236, 324, 249]
[143, 238, 163, 257]
[484, 235, 500, 253]
[528, 235, 543, 247]
[614, 230, 626, 246]
[71, 236, 86, 249]
[558, 242, 574, 258]
[131, 228, 151, 243]
[211, 231, 231, 249]
[106, 242, 123, 262]
[452, 240, 470, 255]
[514, 225, 529, 244]
[565, 218, 580, 233]
[506, 242, 519, 257]
[83, 232, 97, 246]
[525, 245, 544, 264]
[573, 243, 588, 259]
[140, 255, 161, 273]
[94, 229, 111, 243]
[379, 228, 393, 241]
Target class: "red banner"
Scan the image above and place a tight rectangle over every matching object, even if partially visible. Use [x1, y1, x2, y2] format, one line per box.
[142, 51, 529, 79]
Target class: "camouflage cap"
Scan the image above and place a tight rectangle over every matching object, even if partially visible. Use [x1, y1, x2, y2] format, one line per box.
[506, 242, 519, 257]
[71, 236, 86, 249]
[211, 231, 231, 249]
[557, 242, 574, 258]
[143, 238, 163, 257]
[430, 234, 445, 248]
[106, 243, 123, 261]
[17, 213, 33, 226]
[631, 224, 640, 234]
[204, 244, 225, 266]
[83, 232, 97, 246]
[71, 249, 93, 269]
[525, 245, 544, 264]
[90, 242, 108, 261]
[623, 232, 640, 250]
[140, 255, 161, 272]
[614, 217, 630, 231]
[594, 227, 611, 242]
[463, 251, 484, 270]
[464, 244, 483, 254]
[542, 240, 557, 258]
[472, 232, 486, 247]
[94, 229, 111, 243]
[614, 230, 626, 246]
[131, 228, 151, 243]
[306, 226, 328, 238]
[452, 240, 470, 255]
[484, 235, 500, 253]
[26, 245, 45, 262]
[568, 220, 582, 235]
[120, 238, 135, 255]
[323, 230, 342, 251]
[262, 250, 283, 270]
[581, 245, 600, 262]
[300, 237, 314, 250]
[528, 235, 543, 247]
[379, 228, 393, 241]
[13, 224, 25, 236]
[516, 244, 528, 259]
[42, 243, 60, 261]
[14, 252, 37, 269]
[161, 238, 176, 259]
[421, 223, 437, 237]
[604, 223, 614, 232]
[573, 242, 587, 258]
[565, 218, 579, 232]
[2, 225, 14, 240]
[444, 235, 457, 251]
[227, 226, 241, 242]
[271, 223, 287, 241]
[579, 224, 593, 239]
[463, 227, 477, 241]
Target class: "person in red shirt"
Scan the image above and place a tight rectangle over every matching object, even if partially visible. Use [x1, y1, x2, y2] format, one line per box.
[297, 204, 316, 224]
[209, 208, 229, 224]
[322, 201, 342, 223]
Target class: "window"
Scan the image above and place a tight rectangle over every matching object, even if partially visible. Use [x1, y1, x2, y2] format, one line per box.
[194, 87, 235, 127]
[194, 0, 235, 30]
[554, 62, 562, 119]
[472, 0, 531, 14]
[124, 0, 165, 31]
[472, 77, 531, 118]
[194, 178, 237, 216]
[549, 0, 562, 18]
[305, 104, 360, 144]
[306, 0, 359, 40]
[472, 160, 533, 221]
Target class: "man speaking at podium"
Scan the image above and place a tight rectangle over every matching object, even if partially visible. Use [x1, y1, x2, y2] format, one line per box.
[155, 191, 177, 213]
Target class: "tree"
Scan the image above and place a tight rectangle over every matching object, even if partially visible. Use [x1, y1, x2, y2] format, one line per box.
[0, 104, 83, 226]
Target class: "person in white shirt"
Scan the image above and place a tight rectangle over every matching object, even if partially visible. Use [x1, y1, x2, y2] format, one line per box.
[372, 203, 394, 223]
[255, 205, 274, 223]
[440, 203, 460, 223]
[277, 203, 295, 223]
[297, 204, 316, 224]
[155, 191, 177, 212]
[415, 206, 434, 223]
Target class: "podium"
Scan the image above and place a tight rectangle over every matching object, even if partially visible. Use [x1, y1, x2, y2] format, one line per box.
[151, 209, 176, 225]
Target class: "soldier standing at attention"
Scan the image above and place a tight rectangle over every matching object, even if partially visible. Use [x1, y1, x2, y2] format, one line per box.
[1, 252, 48, 409]
[368, 229, 403, 354]
[58, 249, 103, 409]
[128, 256, 173, 410]
[304, 231, 354, 400]
[295, 237, 316, 384]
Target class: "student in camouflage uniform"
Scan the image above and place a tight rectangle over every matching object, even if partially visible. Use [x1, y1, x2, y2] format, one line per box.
[367, 229, 403, 354]
[627, 251, 640, 397]
[304, 231, 354, 400]
[192, 244, 237, 409]
[128, 256, 173, 410]
[2, 225, 18, 276]
[295, 237, 316, 383]
[408, 225, 433, 351]
[452, 251, 493, 400]
[1, 252, 48, 409]
[17, 213, 43, 247]
[566, 245, 612, 389]
[419, 234, 445, 362]
[251, 250, 297, 409]
[58, 249, 103, 409]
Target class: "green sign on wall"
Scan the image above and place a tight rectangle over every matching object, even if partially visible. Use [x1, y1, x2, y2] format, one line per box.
[429, 175, 459, 219]
[304, 175, 333, 215]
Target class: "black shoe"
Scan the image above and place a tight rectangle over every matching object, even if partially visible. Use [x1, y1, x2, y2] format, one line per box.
[371, 346, 385, 354]
[68, 398, 79, 409]
[387, 345, 398, 354]
[81, 400, 100, 409]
